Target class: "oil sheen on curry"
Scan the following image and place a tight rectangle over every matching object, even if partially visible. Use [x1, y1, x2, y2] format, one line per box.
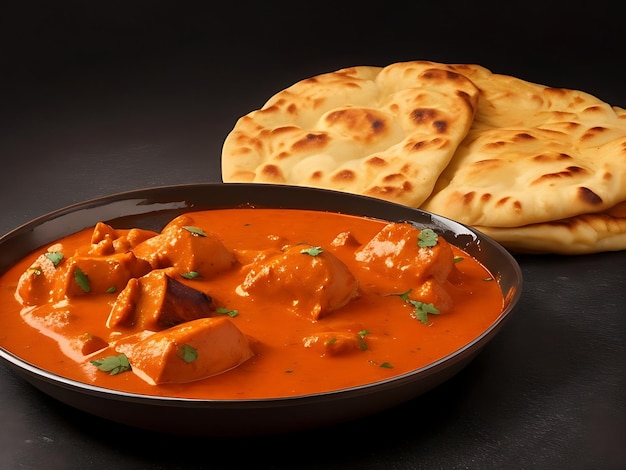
[0, 208, 504, 399]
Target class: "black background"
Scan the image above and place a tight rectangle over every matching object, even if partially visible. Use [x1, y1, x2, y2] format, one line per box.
[1, 1, 625, 469]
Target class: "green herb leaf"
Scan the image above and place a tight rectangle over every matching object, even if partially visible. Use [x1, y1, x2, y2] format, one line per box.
[183, 226, 207, 237]
[177, 344, 198, 363]
[417, 228, 439, 248]
[90, 354, 131, 375]
[409, 300, 440, 324]
[181, 271, 201, 279]
[392, 289, 441, 324]
[74, 267, 91, 293]
[216, 307, 239, 318]
[106, 286, 116, 294]
[45, 251, 64, 266]
[453, 256, 464, 263]
[357, 330, 370, 351]
[368, 359, 394, 368]
[395, 289, 412, 302]
[300, 246, 323, 256]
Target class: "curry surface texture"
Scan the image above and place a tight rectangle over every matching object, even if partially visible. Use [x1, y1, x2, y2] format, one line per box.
[0, 208, 504, 399]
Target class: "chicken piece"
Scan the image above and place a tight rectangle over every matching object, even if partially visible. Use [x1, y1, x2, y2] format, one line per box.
[16, 246, 151, 304]
[237, 244, 359, 321]
[91, 221, 117, 245]
[330, 231, 361, 248]
[55, 251, 152, 298]
[66, 332, 109, 358]
[132, 215, 236, 278]
[90, 222, 158, 255]
[121, 316, 254, 385]
[107, 269, 215, 332]
[353, 222, 455, 295]
[15, 245, 62, 306]
[303, 330, 367, 356]
[410, 278, 454, 315]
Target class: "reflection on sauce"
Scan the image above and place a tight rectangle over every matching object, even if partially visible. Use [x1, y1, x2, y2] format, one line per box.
[0, 208, 504, 399]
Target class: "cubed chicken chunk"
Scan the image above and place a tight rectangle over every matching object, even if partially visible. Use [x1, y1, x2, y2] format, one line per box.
[132, 215, 236, 278]
[237, 244, 359, 320]
[16, 247, 151, 304]
[121, 316, 254, 385]
[354, 222, 455, 295]
[15, 246, 62, 306]
[107, 269, 215, 332]
[90, 222, 158, 255]
[55, 251, 152, 298]
[303, 330, 367, 356]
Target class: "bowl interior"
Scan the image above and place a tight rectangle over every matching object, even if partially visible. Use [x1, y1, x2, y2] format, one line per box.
[0, 183, 522, 435]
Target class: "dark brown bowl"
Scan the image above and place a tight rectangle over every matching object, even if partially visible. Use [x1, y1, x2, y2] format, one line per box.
[0, 183, 522, 436]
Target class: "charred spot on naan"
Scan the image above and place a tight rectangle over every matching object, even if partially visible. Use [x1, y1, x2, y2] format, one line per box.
[577, 186, 603, 205]
[290, 132, 329, 152]
[364, 180, 414, 200]
[330, 169, 358, 185]
[258, 163, 285, 182]
[580, 126, 611, 142]
[530, 165, 590, 185]
[531, 153, 574, 163]
[323, 108, 390, 143]
[404, 137, 447, 152]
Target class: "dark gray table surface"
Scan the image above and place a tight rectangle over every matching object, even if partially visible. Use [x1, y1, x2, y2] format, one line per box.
[1, 2, 625, 469]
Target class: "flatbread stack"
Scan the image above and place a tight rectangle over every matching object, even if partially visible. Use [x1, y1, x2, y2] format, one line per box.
[221, 60, 626, 254]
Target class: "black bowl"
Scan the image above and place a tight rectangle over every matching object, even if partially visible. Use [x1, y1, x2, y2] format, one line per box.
[0, 183, 522, 436]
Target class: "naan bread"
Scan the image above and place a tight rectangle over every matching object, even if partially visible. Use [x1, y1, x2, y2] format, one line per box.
[222, 60, 626, 254]
[221, 62, 480, 207]
[421, 65, 626, 227]
[474, 202, 626, 254]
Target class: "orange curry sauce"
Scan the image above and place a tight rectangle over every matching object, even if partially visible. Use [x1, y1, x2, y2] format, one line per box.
[0, 208, 504, 399]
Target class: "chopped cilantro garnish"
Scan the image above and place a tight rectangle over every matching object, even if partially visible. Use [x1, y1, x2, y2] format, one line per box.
[357, 330, 370, 351]
[300, 246, 323, 256]
[369, 359, 394, 369]
[45, 251, 63, 266]
[183, 226, 207, 237]
[90, 354, 131, 375]
[177, 344, 198, 363]
[105, 286, 116, 294]
[417, 228, 439, 248]
[216, 307, 239, 317]
[409, 300, 440, 324]
[393, 289, 412, 302]
[391, 289, 440, 324]
[453, 256, 464, 263]
[181, 271, 201, 279]
[74, 267, 90, 293]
